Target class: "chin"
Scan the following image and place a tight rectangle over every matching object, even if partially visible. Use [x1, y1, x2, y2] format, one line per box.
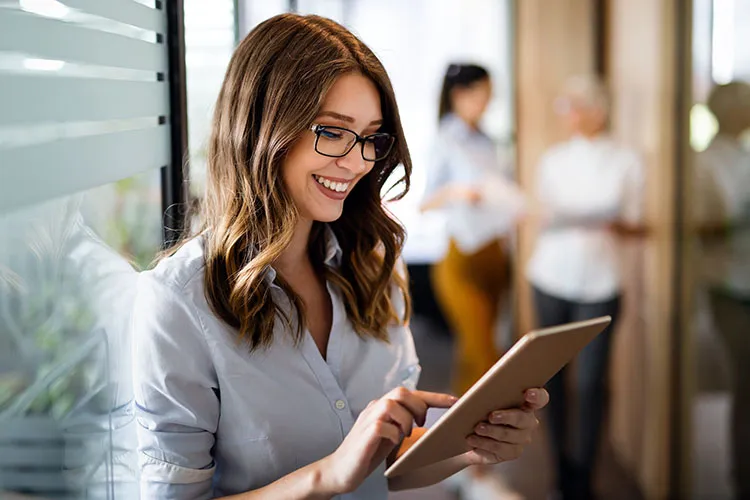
[316, 212, 344, 223]
[307, 206, 344, 223]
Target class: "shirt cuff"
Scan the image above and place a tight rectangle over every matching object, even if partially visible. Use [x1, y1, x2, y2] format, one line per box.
[140, 453, 215, 484]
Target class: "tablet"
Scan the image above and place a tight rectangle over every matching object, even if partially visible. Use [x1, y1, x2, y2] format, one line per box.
[384, 316, 611, 479]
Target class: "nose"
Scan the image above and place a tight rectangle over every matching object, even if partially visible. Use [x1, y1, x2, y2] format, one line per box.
[335, 142, 369, 175]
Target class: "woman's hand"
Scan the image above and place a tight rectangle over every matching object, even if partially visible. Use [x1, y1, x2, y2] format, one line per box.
[461, 388, 549, 466]
[420, 184, 482, 212]
[319, 387, 456, 496]
[450, 185, 483, 205]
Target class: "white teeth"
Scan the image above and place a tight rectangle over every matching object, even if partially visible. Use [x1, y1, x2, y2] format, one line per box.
[315, 175, 349, 193]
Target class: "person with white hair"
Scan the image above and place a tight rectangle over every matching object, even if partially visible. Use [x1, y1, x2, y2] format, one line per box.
[526, 74, 646, 500]
[694, 80, 750, 499]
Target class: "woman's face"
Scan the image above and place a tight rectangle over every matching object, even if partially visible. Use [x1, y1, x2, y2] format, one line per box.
[557, 96, 607, 136]
[282, 72, 382, 223]
[452, 78, 492, 125]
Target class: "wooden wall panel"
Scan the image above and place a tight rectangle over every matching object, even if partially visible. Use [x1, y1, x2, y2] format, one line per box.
[606, 1, 677, 498]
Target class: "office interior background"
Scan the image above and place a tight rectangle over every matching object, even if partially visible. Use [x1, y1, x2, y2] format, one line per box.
[0, 0, 749, 498]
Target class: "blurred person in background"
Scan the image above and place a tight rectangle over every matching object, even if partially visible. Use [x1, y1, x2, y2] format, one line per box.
[132, 15, 548, 500]
[420, 63, 526, 398]
[526, 75, 646, 500]
[420, 63, 527, 500]
[694, 80, 750, 499]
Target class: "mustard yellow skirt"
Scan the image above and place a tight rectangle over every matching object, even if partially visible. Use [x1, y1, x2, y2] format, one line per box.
[431, 238, 509, 396]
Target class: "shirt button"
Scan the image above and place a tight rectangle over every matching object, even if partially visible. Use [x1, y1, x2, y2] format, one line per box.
[334, 399, 346, 410]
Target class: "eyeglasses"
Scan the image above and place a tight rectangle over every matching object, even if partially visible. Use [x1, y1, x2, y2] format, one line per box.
[310, 124, 395, 162]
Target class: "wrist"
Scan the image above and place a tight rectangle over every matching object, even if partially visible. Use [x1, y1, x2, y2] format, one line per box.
[307, 456, 341, 499]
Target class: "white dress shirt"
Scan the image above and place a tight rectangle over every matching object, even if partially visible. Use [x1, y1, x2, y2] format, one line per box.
[422, 114, 527, 256]
[131, 227, 421, 499]
[526, 135, 645, 302]
[694, 135, 750, 297]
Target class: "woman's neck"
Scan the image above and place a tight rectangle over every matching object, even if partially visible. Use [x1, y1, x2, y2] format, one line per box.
[454, 111, 480, 130]
[274, 218, 314, 277]
[574, 125, 606, 140]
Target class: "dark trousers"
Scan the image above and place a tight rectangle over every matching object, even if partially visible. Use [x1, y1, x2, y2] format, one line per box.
[533, 287, 621, 500]
[708, 289, 750, 499]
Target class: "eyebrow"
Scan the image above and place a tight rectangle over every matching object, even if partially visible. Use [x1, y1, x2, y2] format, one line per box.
[317, 110, 383, 126]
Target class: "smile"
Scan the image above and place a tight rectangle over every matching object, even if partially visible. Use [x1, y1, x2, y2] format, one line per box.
[313, 174, 351, 193]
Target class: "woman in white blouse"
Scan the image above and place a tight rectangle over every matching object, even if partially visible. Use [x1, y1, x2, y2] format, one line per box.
[526, 75, 645, 500]
[132, 15, 548, 500]
[421, 64, 526, 397]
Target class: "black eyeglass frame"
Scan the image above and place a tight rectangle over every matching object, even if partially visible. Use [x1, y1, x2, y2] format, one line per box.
[309, 123, 395, 162]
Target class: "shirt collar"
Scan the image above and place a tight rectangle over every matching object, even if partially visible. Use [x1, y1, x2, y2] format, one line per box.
[264, 224, 343, 287]
[322, 224, 344, 267]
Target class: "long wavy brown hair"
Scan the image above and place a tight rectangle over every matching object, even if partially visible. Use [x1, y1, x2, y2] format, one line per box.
[172, 14, 412, 350]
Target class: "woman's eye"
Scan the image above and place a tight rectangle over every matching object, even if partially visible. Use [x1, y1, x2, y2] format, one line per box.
[320, 129, 343, 140]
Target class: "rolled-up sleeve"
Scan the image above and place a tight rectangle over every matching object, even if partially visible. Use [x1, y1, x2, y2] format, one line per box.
[132, 273, 219, 500]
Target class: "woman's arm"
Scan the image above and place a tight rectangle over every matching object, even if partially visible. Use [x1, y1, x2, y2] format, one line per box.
[420, 184, 481, 212]
[133, 275, 220, 500]
[419, 137, 483, 213]
[611, 152, 650, 238]
[217, 460, 336, 500]
[134, 275, 343, 500]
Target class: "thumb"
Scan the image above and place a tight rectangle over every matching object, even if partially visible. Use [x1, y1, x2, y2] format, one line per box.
[413, 390, 458, 409]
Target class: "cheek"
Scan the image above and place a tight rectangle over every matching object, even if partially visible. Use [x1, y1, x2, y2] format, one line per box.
[283, 140, 322, 188]
[565, 112, 582, 127]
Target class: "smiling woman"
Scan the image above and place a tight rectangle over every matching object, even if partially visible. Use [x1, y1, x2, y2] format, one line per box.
[131, 13, 548, 500]
[282, 73, 390, 222]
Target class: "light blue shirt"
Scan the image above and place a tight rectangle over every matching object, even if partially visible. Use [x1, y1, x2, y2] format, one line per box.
[132, 228, 421, 499]
[422, 113, 525, 255]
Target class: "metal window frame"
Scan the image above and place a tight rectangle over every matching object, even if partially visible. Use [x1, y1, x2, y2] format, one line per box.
[162, 0, 189, 248]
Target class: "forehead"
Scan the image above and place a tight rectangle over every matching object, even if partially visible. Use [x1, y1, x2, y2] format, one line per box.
[321, 73, 382, 121]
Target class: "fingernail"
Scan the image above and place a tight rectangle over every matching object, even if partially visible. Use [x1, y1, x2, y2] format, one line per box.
[477, 424, 488, 433]
[450, 396, 459, 404]
[526, 390, 537, 402]
[491, 412, 504, 423]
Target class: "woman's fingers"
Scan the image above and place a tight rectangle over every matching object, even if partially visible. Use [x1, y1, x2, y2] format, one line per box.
[412, 390, 458, 410]
[463, 448, 498, 466]
[488, 408, 539, 430]
[382, 387, 457, 427]
[365, 388, 457, 434]
[384, 387, 429, 427]
[371, 420, 402, 446]
[523, 388, 549, 411]
[473, 422, 532, 445]
[377, 398, 415, 438]
[466, 434, 524, 462]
